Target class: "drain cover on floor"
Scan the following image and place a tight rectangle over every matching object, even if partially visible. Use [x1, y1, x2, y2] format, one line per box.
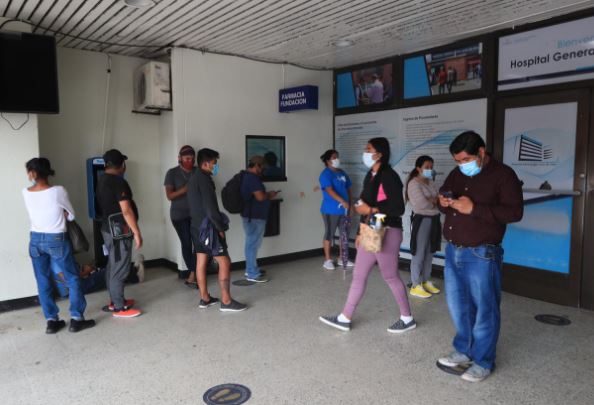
[203, 384, 251, 404]
[232, 280, 255, 286]
[535, 314, 571, 326]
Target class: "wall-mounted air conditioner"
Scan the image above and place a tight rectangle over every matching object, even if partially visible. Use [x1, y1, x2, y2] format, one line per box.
[133, 61, 171, 113]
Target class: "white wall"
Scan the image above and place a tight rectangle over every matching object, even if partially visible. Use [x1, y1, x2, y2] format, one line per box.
[37, 47, 165, 264]
[0, 19, 41, 301]
[167, 48, 333, 263]
[0, 114, 40, 301]
[1, 42, 332, 302]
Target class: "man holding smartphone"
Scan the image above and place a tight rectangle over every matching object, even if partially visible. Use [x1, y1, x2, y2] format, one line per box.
[240, 155, 279, 283]
[437, 131, 523, 382]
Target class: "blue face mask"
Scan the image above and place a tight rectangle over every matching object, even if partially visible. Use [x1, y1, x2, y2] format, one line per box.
[362, 152, 376, 168]
[459, 159, 481, 177]
[422, 169, 433, 179]
[212, 163, 220, 177]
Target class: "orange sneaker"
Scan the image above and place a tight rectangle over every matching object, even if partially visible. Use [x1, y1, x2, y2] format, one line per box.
[113, 308, 141, 318]
[108, 299, 135, 312]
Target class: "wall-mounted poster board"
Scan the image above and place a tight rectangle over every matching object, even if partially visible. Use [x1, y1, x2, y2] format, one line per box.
[498, 15, 594, 91]
[403, 42, 484, 100]
[334, 99, 488, 261]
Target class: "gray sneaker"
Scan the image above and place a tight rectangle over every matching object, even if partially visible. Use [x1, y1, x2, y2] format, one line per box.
[198, 296, 220, 309]
[387, 318, 417, 333]
[438, 351, 473, 368]
[220, 299, 247, 312]
[461, 364, 491, 382]
[319, 315, 351, 331]
[246, 275, 269, 283]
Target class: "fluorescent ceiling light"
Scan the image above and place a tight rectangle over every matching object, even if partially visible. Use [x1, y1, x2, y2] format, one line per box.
[123, 0, 155, 8]
[333, 39, 354, 48]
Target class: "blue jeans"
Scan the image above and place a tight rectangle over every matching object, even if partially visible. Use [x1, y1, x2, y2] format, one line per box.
[29, 232, 86, 320]
[444, 243, 503, 370]
[242, 217, 267, 279]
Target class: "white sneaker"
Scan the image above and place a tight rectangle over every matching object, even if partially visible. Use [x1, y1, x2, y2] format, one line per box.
[323, 260, 335, 270]
[346, 260, 355, 267]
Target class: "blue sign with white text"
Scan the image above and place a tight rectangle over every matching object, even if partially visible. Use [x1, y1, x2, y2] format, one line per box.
[279, 85, 318, 112]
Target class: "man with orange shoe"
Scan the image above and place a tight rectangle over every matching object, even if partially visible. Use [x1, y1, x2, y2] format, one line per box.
[96, 149, 142, 318]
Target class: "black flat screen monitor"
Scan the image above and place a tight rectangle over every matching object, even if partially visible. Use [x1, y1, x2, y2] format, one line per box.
[0, 31, 59, 113]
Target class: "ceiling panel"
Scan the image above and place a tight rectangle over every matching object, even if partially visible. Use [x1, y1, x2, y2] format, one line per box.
[1, 0, 594, 68]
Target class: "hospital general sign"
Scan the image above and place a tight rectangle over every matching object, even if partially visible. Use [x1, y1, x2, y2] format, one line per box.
[279, 85, 318, 112]
[498, 15, 594, 90]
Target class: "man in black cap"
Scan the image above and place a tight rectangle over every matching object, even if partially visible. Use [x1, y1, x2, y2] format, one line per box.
[96, 149, 143, 318]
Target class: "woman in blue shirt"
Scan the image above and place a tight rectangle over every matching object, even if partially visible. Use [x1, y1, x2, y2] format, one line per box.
[319, 150, 353, 270]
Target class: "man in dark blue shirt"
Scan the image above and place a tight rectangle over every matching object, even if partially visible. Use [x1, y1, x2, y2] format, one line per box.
[241, 156, 279, 282]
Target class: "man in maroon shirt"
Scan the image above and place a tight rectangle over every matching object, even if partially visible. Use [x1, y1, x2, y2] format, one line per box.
[436, 131, 523, 382]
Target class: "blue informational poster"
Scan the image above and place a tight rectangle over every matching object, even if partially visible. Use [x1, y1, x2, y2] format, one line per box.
[336, 72, 357, 108]
[502, 102, 578, 274]
[403, 56, 431, 99]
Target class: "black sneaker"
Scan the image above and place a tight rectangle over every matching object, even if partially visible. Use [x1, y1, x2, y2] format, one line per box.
[246, 275, 269, 283]
[198, 296, 220, 309]
[69, 319, 96, 333]
[319, 315, 351, 332]
[387, 318, 417, 334]
[220, 299, 247, 312]
[46, 319, 66, 334]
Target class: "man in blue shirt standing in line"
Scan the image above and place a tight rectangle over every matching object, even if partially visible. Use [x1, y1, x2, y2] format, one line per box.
[241, 156, 279, 283]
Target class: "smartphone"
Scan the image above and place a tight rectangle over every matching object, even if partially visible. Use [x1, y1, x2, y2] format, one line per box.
[441, 191, 454, 199]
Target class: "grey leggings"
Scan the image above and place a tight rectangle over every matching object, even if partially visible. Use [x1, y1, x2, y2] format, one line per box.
[410, 216, 434, 286]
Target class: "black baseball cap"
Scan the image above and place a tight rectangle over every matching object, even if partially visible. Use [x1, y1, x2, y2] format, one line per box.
[103, 149, 128, 167]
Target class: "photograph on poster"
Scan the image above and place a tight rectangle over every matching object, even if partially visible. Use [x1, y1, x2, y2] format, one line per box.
[501, 102, 577, 274]
[404, 43, 483, 99]
[245, 135, 286, 182]
[335, 63, 394, 109]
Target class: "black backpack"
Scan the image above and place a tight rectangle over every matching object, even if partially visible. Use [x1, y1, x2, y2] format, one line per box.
[221, 171, 246, 214]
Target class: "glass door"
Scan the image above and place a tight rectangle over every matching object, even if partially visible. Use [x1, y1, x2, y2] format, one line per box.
[493, 89, 590, 307]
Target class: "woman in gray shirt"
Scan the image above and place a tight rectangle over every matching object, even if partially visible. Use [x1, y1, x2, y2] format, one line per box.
[406, 155, 441, 299]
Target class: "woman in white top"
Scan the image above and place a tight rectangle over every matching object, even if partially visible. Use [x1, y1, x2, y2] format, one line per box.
[22, 158, 95, 334]
[405, 155, 442, 299]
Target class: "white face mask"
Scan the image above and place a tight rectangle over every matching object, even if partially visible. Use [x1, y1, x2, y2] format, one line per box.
[362, 152, 376, 168]
[330, 159, 340, 168]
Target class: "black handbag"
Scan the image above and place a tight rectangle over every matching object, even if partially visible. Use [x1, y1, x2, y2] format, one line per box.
[66, 220, 89, 253]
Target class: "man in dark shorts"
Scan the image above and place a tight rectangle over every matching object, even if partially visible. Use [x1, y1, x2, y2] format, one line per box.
[96, 149, 142, 318]
[186, 148, 247, 312]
